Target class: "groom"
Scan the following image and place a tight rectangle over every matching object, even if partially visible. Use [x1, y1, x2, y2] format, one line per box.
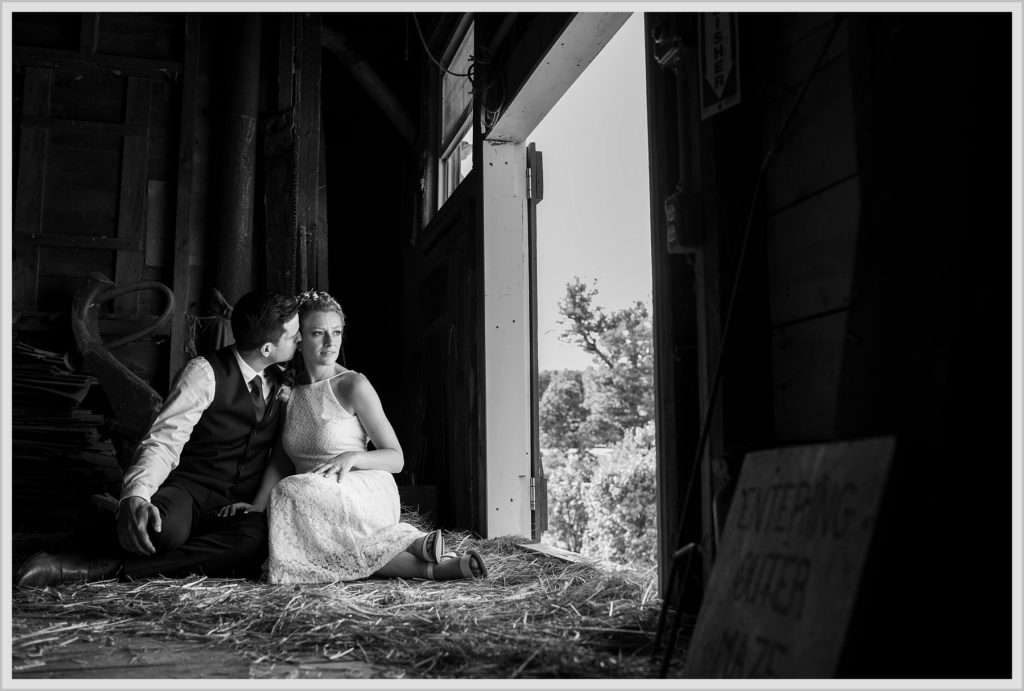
[17, 291, 301, 587]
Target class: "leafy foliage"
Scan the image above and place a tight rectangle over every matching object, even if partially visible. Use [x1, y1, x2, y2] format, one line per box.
[557, 278, 653, 447]
[581, 423, 658, 566]
[540, 279, 657, 566]
[541, 448, 591, 553]
[539, 370, 587, 451]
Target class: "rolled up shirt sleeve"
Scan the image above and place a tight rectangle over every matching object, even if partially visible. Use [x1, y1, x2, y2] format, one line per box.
[120, 357, 215, 504]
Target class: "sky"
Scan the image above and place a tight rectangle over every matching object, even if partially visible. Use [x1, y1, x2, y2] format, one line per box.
[527, 13, 652, 373]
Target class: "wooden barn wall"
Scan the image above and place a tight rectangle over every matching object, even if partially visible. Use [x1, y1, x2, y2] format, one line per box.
[755, 14, 857, 444]
[11, 12, 189, 395]
[832, 13, 1011, 677]
[665, 11, 1011, 676]
[664, 13, 856, 571]
[10, 12, 330, 393]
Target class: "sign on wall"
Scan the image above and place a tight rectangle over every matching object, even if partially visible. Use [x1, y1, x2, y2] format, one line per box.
[698, 12, 741, 119]
[682, 437, 895, 678]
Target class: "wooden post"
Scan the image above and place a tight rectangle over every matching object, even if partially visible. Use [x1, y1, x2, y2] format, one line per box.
[264, 15, 297, 296]
[212, 13, 261, 304]
[113, 77, 152, 315]
[169, 14, 200, 380]
[12, 67, 52, 313]
[315, 116, 329, 292]
[295, 12, 322, 292]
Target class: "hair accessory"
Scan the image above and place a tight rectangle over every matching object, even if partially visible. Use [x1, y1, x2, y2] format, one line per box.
[296, 289, 338, 308]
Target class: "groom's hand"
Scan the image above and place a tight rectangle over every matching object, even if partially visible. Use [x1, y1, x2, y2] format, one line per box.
[117, 496, 161, 556]
[218, 502, 256, 517]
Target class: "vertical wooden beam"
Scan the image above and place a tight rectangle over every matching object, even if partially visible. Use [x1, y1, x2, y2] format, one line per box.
[114, 77, 152, 315]
[277, 13, 295, 113]
[315, 116, 329, 292]
[169, 15, 200, 379]
[13, 67, 53, 312]
[294, 12, 322, 292]
[264, 14, 297, 296]
[212, 13, 261, 304]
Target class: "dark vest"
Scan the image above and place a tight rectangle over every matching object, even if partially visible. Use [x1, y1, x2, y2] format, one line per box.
[170, 346, 283, 501]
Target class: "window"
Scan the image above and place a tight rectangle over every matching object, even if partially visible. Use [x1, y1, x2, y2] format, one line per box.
[439, 21, 474, 206]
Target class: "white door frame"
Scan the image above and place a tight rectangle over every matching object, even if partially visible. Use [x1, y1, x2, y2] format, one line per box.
[480, 12, 631, 538]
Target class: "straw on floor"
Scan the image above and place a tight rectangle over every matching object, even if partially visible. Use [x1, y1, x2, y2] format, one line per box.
[11, 529, 692, 679]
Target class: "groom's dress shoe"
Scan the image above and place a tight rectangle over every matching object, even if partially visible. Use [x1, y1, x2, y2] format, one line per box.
[16, 551, 121, 588]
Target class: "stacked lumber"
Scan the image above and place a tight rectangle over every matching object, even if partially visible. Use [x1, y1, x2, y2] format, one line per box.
[11, 341, 123, 534]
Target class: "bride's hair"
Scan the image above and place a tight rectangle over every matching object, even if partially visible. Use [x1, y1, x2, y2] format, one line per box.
[296, 289, 345, 328]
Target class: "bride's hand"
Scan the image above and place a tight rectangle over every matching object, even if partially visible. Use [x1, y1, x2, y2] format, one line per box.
[312, 453, 357, 483]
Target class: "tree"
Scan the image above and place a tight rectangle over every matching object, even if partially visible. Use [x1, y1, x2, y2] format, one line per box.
[539, 369, 587, 450]
[558, 277, 653, 445]
[537, 278, 657, 568]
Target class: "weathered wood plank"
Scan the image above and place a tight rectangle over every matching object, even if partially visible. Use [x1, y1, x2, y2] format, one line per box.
[765, 176, 859, 326]
[79, 13, 100, 53]
[40, 138, 120, 235]
[276, 12, 295, 112]
[169, 14, 200, 379]
[315, 116, 330, 292]
[754, 13, 849, 105]
[114, 77, 153, 315]
[20, 115, 148, 137]
[45, 128, 123, 152]
[296, 13, 323, 291]
[11, 13, 80, 52]
[38, 246, 116, 280]
[48, 69, 126, 123]
[761, 53, 857, 213]
[771, 310, 847, 442]
[26, 234, 136, 252]
[13, 67, 52, 311]
[96, 13, 180, 61]
[13, 45, 182, 78]
[144, 180, 170, 267]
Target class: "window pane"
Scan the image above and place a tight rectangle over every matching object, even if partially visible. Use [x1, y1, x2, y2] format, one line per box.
[441, 23, 474, 149]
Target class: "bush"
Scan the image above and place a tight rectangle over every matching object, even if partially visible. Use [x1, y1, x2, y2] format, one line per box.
[580, 422, 658, 567]
[542, 448, 591, 552]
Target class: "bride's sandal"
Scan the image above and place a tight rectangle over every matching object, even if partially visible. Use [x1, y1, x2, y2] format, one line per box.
[425, 549, 487, 580]
[407, 529, 445, 563]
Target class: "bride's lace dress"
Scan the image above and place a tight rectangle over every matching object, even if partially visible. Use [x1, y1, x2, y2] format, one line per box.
[266, 371, 422, 583]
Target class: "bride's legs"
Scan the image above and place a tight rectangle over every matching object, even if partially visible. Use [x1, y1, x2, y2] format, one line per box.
[405, 529, 444, 563]
[373, 550, 486, 580]
[373, 551, 429, 579]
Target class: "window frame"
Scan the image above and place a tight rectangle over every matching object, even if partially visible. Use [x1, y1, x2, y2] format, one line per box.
[436, 16, 475, 208]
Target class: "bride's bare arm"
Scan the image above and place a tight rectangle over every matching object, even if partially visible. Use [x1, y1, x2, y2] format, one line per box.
[325, 373, 404, 474]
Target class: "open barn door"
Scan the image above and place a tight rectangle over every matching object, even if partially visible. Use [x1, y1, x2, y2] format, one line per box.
[526, 142, 548, 540]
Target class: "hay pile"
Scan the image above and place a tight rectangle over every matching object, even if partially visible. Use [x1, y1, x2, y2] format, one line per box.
[11, 531, 692, 679]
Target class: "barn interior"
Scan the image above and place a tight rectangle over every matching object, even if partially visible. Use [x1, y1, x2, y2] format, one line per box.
[7, 9, 1015, 680]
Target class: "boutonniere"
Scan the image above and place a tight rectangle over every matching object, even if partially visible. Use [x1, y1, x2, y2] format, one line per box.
[276, 365, 296, 403]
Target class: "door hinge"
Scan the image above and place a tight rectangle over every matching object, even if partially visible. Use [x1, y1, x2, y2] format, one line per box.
[529, 476, 536, 510]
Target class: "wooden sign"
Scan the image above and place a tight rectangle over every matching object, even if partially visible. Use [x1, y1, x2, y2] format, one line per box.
[682, 436, 895, 678]
[698, 12, 741, 119]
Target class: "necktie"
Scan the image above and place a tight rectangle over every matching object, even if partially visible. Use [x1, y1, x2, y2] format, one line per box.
[250, 375, 266, 420]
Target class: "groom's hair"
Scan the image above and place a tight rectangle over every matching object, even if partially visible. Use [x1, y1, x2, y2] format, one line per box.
[231, 291, 299, 352]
